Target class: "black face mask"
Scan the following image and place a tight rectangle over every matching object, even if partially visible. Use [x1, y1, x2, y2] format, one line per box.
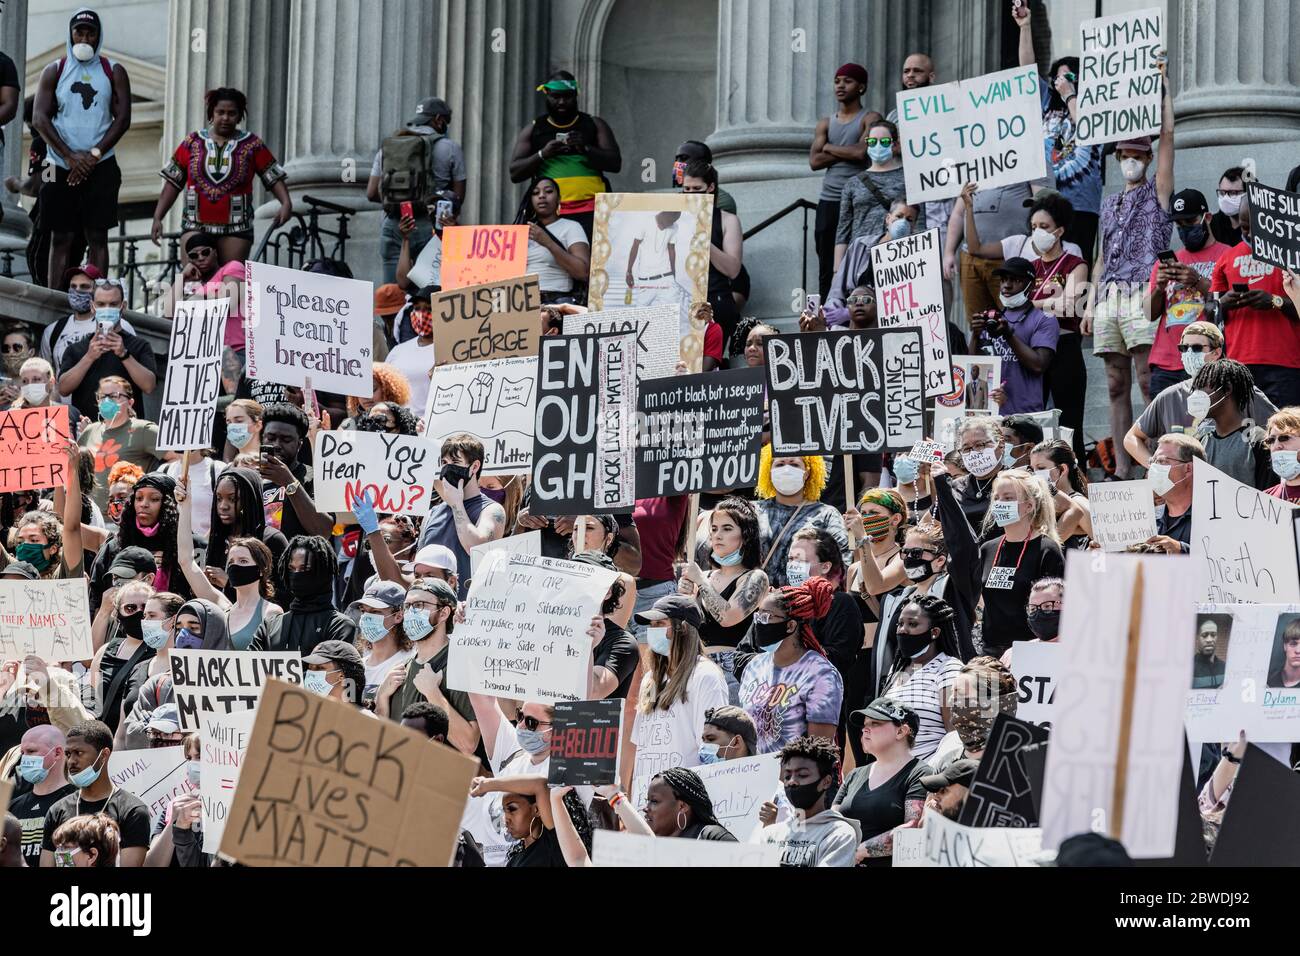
[1027, 607, 1061, 640]
[1177, 222, 1210, 252]
[288, 568, 329, 598]
[440, 464, 473, 488]
[118, 611, 143, 639]
[783, 780, 825, 811]
[896, 629, 933, 659]
[755, 620, 789, 649]
[226, 563, 262, 588]
[902, 553, 936, 581]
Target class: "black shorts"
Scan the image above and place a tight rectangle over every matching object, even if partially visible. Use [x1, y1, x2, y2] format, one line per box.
[40, 155, 121, 233]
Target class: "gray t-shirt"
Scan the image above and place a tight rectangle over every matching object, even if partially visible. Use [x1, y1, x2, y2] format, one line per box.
[1134, 379, 1278, 452]
[960, 182, 1040, 254]
[835, 167, 918, 247]
[1195, 420, 1267, 490]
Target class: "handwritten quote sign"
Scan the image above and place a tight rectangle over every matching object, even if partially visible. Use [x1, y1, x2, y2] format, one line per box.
[201, 707, 257, 853]
[170, 650, 304, 733]
[693, 753, 782, 842]
[313, 431, 438, 516]
[1076, 8, 1164, 147]
[157, 297, 229, 451]
[1192, 460, 1300, 604]
[872, 227, 953, 396]
[425, 356, 537, 475]
[0, 577, 91, 661]
[0, 405, 71, 493]
[563, 305, 680, 383]
[1088, 479, 1157, 552]
[431, 274, 541, 366]
[440, 225, 529, 290]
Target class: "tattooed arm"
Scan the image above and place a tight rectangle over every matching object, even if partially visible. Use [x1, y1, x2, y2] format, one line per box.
[855, 798, 924, 863]
[451, 500, 506, 553]
[694, 567, 769, 628]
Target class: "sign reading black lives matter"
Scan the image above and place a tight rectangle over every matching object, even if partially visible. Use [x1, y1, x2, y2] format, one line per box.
[1246, 181, 1300, 271]
[635, 367, 765, 498]
[548, 699, 623, 787]
[764, 330, 924, 456]
[157, 297, 228, 451]
[530, 332, 638, 516]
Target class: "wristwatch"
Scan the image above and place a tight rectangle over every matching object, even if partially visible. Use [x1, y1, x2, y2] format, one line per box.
[285, 479, 302, 497]
[89, 147, 102, 159]
[1272, 294, 1285, 310]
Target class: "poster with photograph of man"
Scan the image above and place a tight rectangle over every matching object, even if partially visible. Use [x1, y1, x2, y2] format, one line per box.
[1267, 613, 1300, 690]
[933, 355, 1001, 449]
[1191, 612, 1231, 690]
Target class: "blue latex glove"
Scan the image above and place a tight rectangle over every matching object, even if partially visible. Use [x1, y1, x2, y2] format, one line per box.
[353, 489, 381, 535]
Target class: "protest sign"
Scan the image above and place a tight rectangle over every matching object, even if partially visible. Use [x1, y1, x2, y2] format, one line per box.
[439, 225, 529, 290]
[1075, 8, 1164, 147]
[245, 261, 374, 398]
[934, 355, 1002, 449]
[1192, 460, 1300, 604]
[588, 192, 714, 370]
[430, 274, 542, 366]
[1040, 552, 1196, 858]
[892, 825, 925, 866]
[1088, 479, 1157, 552]
[448, 552, 618, 703]
[0, 577, 92, 662]
[0, 405, 71, 493]
[693, 752, 782, 843]
[548, 699, 623, 787]
[424, 356, 537, 475]
[1013, 640, 1060, 728]
[312, 430, 438, 516]
[1246, 181, 1300, 271]
[871, 227, 952, 396]
[906, 439, 947, 468]
[958, 714, 1048, 828]
[1184, 604, 1300, 743]
[220, 679, 477, 866]
[592, 829, 779, 867]
[893, 813, 1044, 867]
[563, 304, 680, 383]
[896, 65, 1045, 204]
[1210, 744, 1300, 866]
[201, 707, 257, 853]
[530, 332, 638, 516]
[108, 746, 196, 833]
[169, 650, 304, 733]
[470, 529, 542, 579]
[635, 366, 765, 498]
[157, 297, 228, 451]
[765, 329, 924, 456]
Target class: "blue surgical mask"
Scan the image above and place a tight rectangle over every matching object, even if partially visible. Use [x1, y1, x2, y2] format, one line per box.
[516, 727, 550, 755]
[1273, 450, 1300, 481]
[1002, 448, 1019, 469]
[95, 307, 121, 328]
[67, 290, 93, 313]
[991, 499, 1022, 527]
[18, 751, 52, 785]
[404, 607, 435, 641]
[303, 670, 332, 696]
[647, 626, 672, 657]
[226, 423, 252, 448]
[98, 398, 121, 421]
[186, 760, 202, 787]
[888, 218, 911, 240]
[894, 456, 920, 484]
[69, 750, 106, 789]
[868, 143, 894, 165]
[698, 743, 723, 765]
[141, 619, 169, 649]
[712, 547, 743, 567]
[359, 612, 389, 643]
[175, 628, 204, 650]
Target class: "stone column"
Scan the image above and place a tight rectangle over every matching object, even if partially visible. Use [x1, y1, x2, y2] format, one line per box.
[437, 0, 551, 226]
[0, 0, 29, 246]
[1172, 0, 1300, 147]
[709, 0, 930, 183]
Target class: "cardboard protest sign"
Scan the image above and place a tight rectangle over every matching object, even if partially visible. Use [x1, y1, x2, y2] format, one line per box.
[563, 304, 680, 383]
[1075, 8, 1164, 147]
[448, 551, 618, 702]
[1209, 743, 1300, 866]
[1184, 604, 1300, 742]
[1088, 479, 1157, 552]
[108, 746, 196, 833]
[201, 707, 256, 853]
[1246, 181, 1300, 271]
[896, 65, 1046, 204]
[958, 714, 1048, 828]
[548, 699, 623, 787]
[635, 366, 765, 498]
[592, 829, 779, 867]
[245, 261, 374, 398]
[871, 228, 952, 396]
[312, 430, 438, 516]
[765, 329, 924, 456]
[470, 529, 542, 579]
[1012, 640, 1059, 728]
[157, 297, 228, 451]
[1040, 552, 1197, 858]
[0, 405, 72, 493]
[1192, 460, 1300, 604]
[530, 332, 638, 516]
[693, 752, 782, 843]
[220, 679, 477, 866]
[0, 577, 92, 661]
[169, 650, 304, 733]
[424, 356, 537, 475]
[439, 225, 529, 290]
[430, 274, 541, 366]
[893, 812, 1044, 867]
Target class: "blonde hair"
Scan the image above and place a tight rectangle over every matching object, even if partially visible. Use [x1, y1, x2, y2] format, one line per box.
[756, 444, 828, 502]
[638, 619, 704, 714]
[1267, 407, 1300, 437]
[1181, 321, 1224, 351]
[983, 469, 1059, 544]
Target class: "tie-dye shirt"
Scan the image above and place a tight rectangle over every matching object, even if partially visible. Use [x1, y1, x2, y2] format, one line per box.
[740, 649, 844, 754]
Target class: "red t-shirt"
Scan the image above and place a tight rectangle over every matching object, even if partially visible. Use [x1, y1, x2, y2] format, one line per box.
[1210, 242, 1300, 368]
[633, 495, 689, 582]
[1147, 241, 1229, 371]
[1030, 251, 1086, 334]
[705, 320, 723, 363]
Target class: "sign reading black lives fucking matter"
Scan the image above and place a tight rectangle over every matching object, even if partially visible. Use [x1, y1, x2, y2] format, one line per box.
[764, 329, 925, 455]
[635, 366, 765, 498]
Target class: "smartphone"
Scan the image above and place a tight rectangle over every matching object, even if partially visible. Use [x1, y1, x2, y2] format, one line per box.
[554, 132, 569, 144]
[805, 293, 821, 314]
[436, 199, 454, 225]
[1232, 283, 1249, 293]
[260, 443, 275, 459]
[400, 201, 414, 220]
[1156, 250, 1178, 265]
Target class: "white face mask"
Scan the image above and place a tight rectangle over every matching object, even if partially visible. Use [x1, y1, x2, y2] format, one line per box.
[1272, 450, 1300, 481]
[1148, 462, 1177, 497]
[1181, 350, 1208, 378]
[961, 447, 999, 477]
[991, 499, 1022, 527]
[786, 560, 811, 586]
[1034, 467, 1055, 487]
[770, 464, 806, 497]
[21, 383, 48, 405]
[999, 289, 1029, 310]
[1030, 228, 1057, 254]
[1186, 389, 1212, 421]
[1120, 158, 1147, 183]
[1218, 193, 1244, 218]
[72, 42, 95, 63]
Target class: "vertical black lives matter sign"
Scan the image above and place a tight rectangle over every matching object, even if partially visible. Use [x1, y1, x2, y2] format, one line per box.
[635, 366, 765, 498]
[548, 699, 623, 787]
[764, 329, 924, 455]
[957, 714, 1048, 829]
[157, 297, 229, 451]
[1247, 181, 1300, 271]
[531, 332, 637, 517]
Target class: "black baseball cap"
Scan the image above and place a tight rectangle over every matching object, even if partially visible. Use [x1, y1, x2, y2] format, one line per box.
[108, 546, 158, 581]
[634, 594, 703, 630]
[992, 256, 1036, 282]
[408, 96, 451, 126]
[0, 561, 39, 580]
[302, 640, 364, 667]
[1170, 188, 1209, 220]
[849, 697, 920, 736]
[920, 758, 980, 791]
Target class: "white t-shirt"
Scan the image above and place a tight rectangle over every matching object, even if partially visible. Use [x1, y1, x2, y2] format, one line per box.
[629, 656, 729, 808]
[161, 457, 225, 540]
[362, 646, 415, 699]
[385, 337, 436, 417]
[526, 217, 587, 293]
[998, 235, 1085, 264]
[884, 653, 963, 761]
[632, 219, 677, 278]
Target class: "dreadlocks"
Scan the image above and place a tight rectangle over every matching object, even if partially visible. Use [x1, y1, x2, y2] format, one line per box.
[276, 534, 339, 603]
[770, 577, 833, 656]
[1192, 358, 1256, 419]
[653, 767, 724, 830]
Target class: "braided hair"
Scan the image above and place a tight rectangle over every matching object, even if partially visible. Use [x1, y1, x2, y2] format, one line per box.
[892, 593, 963, 678]
[1192, 358, 1256, 418]
[118, 475, 181, 587]
[769, 577, 834, 656]
[503, 789, 593, 863]
[653, 767, 725, 831]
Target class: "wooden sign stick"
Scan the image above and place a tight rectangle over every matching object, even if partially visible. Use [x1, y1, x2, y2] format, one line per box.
[1110, 563, 1145, 841]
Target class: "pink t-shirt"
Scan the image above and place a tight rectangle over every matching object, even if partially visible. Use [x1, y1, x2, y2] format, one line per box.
[201, 259, 247, 350]
[1147, 241, 1229, 372]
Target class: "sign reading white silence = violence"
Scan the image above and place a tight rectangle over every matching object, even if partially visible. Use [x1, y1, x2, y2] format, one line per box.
[157, 297, 228, 451]
[1075, 7, 1164, 147]
[871, 228, 952, 397]
[635, 366, 765, 498]
[764, 329, 924, 456]
[1246, 181, 1300, 272]
[313, 430, 439, 516]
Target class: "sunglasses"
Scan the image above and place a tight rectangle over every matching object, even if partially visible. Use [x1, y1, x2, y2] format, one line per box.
[94, 278, 125, 288]
[1, 343, 28, 353]
[865, 136, 893, 147]
[1178, 344, 1211, 353]
[119, 603, 144, 614]
[847, 294, 874, 306]
[752, 610, 788, 625]
[900, 548, 936, 561]
[516, 715, 552, 732]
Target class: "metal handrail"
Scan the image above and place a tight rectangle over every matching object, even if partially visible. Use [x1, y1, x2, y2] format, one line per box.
[741, 198, 818, 301]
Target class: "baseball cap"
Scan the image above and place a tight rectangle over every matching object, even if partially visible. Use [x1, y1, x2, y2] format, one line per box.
[412, 285, 438, 306]
[0, 561, 39, 580]
[410, 544, 457, 574]
[1170, 188, 1209, 219]
[302, 640, 364, 667]
[351, 579, 406, 612]
[108, 546, 158, 582]
[849, 697, 921, 736]
[374, 283, 406, 315]
[920, 758, 980, 792]
[992, 256, 1036, 282]
[62, 263, 104, 287]
[408, 96, 451, 127]
[634, 594, 703, 630]
[147, 703, 182, 735]
[410, 577, 458, 606]
[1115, 135, 1153, 155]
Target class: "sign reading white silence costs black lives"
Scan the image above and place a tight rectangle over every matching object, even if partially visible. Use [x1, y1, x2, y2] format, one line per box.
[1247, 181, 1300, 272]
[764, 329, 925, 456]
[635, 366, 765, 498]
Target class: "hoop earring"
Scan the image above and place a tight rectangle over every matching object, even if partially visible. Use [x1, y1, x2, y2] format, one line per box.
[529, 815, 543, 840]
[676, 808, 688, 831]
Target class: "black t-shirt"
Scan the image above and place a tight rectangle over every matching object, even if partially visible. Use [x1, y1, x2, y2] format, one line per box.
[1210, 210, 1242, 249]
[60, 330, 159, 422]
[264, 460, 316, 543]
[593, 619, 639, 700]
[42, 787, 152, 852]
[813, 591, 864, 679]
[679, 821, 737, 841]
[950, 473, 996, 535]
[9, 784, 76, 864]
[979, 535, 1066, 648]
[835, 757, 930, 866]
[505, 825, 568, 867]
[0, 52, 17, 148]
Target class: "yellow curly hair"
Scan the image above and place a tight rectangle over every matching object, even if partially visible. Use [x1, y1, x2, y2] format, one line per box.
[347, 362, 412, 418]
[756, 443, 827, 502]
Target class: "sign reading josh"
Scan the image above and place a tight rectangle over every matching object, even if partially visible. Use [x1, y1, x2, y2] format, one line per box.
[764, 329, 924, 455]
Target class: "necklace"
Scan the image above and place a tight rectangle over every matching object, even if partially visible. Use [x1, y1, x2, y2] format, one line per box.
[77, 784, 116, 817]
[547, 114, 579, 130]
[972, 475, 996, 500]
